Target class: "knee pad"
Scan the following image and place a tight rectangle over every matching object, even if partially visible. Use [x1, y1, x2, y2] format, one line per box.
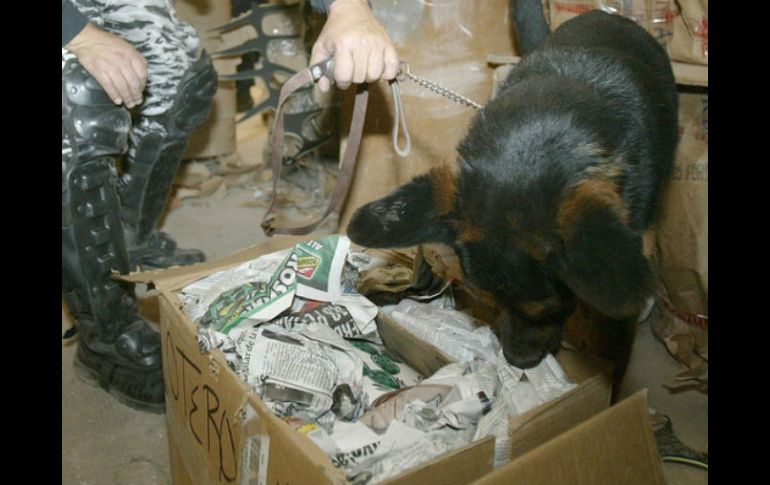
[167, 50, 218, 137]
[62, 61, 136, 330]
[62, 61, 131, 162]
[117, 51, 216, 243]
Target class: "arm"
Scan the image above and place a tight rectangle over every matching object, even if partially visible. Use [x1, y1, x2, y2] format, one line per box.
[62, 1, 147, 108]
[62, 0, 88, 47]
[308, 0, 399, 92]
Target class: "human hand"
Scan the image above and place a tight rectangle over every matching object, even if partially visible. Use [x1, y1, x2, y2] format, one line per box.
[309, 0, 399, 92]
[65, 22, 147, 108]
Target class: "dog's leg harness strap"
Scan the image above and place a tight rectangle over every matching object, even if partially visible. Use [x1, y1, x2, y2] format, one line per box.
[261, 61, 369, 236]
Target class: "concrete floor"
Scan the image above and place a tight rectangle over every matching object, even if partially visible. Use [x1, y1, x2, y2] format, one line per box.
[62, 128, 707, 485]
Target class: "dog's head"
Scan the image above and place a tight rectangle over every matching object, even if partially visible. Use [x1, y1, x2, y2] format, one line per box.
[347, 142, 654, 368]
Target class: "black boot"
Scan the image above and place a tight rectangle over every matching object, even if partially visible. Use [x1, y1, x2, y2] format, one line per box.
[119, 52, 218, 271]
[62, 61, 165, 413]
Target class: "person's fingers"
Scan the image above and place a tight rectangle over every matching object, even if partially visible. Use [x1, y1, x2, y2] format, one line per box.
[351, 40, 369, 85]
[92, 70, 122, 105]
[106, 66, 134, 107]
[382, 45, 400, 81]
[366, 47, 385, 83]
[334, 48, 355, 90]
[128, 54, 148, 93]
[310, 41, 334, 92]
[309, 42, 327, 70]
[118, 68, 143, 107]
[317, 77, 331, 93]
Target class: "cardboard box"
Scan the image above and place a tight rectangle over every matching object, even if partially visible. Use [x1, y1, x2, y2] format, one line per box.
[126, 236, 667, 485]
[471, 390, 665, 485]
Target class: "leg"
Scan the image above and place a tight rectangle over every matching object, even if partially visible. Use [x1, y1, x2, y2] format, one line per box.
[563, 301, 639, 403]
[119, 51, 217, 270]
[71, 0, 217, 270]
[62, 57, 164, 413]
[510, 0, 552, 56]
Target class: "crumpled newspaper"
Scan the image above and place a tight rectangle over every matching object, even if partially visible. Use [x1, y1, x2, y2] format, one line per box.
[360, 362, 493, 436]
[473, 351, 578, 468]
[230, 322, 365, 420]
[188, 237, 425, 425]
[180, 235, 379, 338]
[349, 340, 423, 403]
[385, 299, 501, 362]
[300, 374, 491, 484]
[199, 323, 575, 481]
[185, 236, 579, 481]
[180, 247, 293, 329]
[198, 320, 424, 425]
[495, 350, 577, 416]
[272, 300, 379, 342]
[345, 421, 461, 484]
[334, 351, 577, 483]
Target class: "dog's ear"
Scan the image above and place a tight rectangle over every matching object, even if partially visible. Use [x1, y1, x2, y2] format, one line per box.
[347, 167, 457, 248]
[554, 178, 654, 319]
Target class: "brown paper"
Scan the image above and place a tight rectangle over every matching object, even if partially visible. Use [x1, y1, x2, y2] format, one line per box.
[546, 0, 675, 40]
[544, 1, 707, 67]
[668, 0, 708, 66]
[651, 91, 708, 383]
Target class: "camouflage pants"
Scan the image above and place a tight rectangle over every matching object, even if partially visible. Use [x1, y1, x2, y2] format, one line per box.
[62, 0, 200, 158]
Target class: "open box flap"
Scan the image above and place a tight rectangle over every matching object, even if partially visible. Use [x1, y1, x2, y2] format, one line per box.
[471, 390, 665, 485]
[119, 235, 309, 292]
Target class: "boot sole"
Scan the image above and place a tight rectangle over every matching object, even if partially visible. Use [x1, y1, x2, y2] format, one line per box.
[73, 352, 166, 415]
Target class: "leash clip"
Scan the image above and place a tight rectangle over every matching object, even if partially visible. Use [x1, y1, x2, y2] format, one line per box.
[396, 60, 411, 82]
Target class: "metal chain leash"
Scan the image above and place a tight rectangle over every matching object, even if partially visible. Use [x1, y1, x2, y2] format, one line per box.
[396, 61, 483, 110]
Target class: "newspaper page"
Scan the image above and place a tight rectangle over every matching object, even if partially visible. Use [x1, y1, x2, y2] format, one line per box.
[345, 421, 462, 484]
[181, 235, 379, 336]
[179, 249, 292, 324]
[348, 340, 423, 403]
[495, 350, 576, 416]
[294, 235, 350, 301]
[388, 299, 500, 362]
[233, 325, 340, 417]
[183, 235, 583, 481]
[272, 300, 380, 342]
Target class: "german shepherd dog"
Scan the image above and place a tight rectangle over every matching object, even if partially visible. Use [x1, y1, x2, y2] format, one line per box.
[347, 2, 678, 372]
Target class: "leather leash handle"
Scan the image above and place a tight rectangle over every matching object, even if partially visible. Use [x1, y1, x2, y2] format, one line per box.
[261, 58, 369, 237]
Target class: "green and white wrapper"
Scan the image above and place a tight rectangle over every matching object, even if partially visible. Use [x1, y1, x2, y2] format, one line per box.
[180, 235, 377, 335]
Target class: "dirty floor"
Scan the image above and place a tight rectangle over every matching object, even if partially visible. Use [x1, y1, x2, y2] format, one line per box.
[62, 122, 707, 485]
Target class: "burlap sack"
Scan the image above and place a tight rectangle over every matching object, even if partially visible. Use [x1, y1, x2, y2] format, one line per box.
[650, 91, 708, 391]
[668, 0, 708, 66]
[543, 0, 707, 66]
[546, 0, 675, 42]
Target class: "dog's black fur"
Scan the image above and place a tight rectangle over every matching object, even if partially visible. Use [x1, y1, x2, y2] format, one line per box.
[347, 6, 678, 369]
